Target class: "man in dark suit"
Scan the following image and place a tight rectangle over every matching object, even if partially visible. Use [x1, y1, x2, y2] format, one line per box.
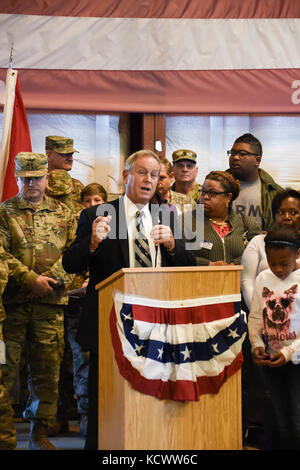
[62, 149, 195, 449]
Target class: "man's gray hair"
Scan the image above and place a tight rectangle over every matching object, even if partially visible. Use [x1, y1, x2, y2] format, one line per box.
[124, 149, 161, 173]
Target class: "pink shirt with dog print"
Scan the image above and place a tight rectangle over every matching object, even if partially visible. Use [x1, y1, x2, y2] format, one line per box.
[248, 268, 300, 362]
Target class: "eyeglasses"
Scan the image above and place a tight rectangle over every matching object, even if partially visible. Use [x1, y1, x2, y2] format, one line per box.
[227, 149, 258, 158]
[200, 190, 227, 198]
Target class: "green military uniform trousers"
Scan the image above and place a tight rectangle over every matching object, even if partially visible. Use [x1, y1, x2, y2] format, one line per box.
[2, 303, 64, 428]
[0, 323, 16, 450]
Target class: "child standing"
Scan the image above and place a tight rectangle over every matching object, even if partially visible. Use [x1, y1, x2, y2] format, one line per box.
[248, 227, 300, 449]
[81, 183, 108, 207]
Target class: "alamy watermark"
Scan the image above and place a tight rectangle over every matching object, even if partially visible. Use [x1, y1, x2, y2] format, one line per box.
[95, 201, 204, 251]
[291, 80, 300, 104]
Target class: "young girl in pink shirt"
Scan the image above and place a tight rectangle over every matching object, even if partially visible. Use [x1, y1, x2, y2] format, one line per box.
[249, 227, 300, 449]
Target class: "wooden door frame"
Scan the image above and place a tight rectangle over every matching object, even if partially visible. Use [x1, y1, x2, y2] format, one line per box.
[142, 113, 166, 158]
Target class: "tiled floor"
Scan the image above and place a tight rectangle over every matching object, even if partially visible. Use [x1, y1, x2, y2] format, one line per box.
[15, 419, 85, 451]
[14, 419, 258, 452]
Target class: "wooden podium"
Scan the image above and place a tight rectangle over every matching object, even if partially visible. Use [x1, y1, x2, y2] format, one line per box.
[96, 266, 243, 450]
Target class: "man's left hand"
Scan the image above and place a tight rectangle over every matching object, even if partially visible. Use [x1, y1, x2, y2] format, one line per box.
[151, 225, 175, 251]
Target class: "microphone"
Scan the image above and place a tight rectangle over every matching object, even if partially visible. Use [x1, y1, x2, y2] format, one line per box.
[154, 211, 162, 267]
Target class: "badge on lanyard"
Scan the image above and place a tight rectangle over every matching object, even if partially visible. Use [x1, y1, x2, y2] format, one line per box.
[199, 241, 213, 250]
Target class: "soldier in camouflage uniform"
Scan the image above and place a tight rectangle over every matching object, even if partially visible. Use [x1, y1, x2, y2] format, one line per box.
[45, 135, 84, 205]
[46, 170, 89, 437]
[0, 153, 76, 450]
[46, 169, 84, 215]
[156, 157, 196, 215]
[170, 149, 202, 204]
[0, 245, 16, 450]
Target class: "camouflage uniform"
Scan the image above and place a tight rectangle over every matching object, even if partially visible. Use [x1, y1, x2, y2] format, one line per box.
[46, 169, 84, 215]
[0, 153, 76, 446]
[0, 245, 16, 450]
[169, 189, 196, 214]
[47, 170, 89, 433]
[45, 136, 84, 205]
[171, 149, 202, 204]
[71, 178, 85, 206]
[186, 183, 202, 204]
[171, 182, 202, 204]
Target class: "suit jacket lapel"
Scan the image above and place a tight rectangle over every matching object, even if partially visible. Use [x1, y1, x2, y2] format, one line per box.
[116, 196, 130, 267]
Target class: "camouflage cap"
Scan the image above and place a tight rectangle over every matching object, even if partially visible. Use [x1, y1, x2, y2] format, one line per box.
[45, 135, 79, 154]
[15, 152, 48, 177]
[47, 169, 73, 197]
[172, 149, 197, 164]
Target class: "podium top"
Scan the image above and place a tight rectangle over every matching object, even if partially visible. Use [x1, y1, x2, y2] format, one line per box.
[95, 265, 243, 291]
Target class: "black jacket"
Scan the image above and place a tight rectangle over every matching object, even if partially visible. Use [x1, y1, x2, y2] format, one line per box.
[62, 196, 195, 353]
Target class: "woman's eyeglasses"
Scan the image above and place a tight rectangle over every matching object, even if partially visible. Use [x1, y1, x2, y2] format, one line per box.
[199, 190, 226, 198]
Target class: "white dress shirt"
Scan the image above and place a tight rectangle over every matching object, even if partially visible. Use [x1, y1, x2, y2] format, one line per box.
[123, 195, 161, 268]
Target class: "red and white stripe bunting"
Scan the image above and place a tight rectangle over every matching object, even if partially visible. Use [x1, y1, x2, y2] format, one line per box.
[110, 291, 246, 401]
[0, 0, 300, 112]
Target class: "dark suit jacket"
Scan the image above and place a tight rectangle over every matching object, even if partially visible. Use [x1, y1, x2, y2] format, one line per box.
[62, 196, 195, 353]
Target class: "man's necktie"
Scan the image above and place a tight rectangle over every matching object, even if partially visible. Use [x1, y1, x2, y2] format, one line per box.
[134, 211, 152, 267]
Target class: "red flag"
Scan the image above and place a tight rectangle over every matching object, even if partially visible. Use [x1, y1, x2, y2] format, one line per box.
[0, 69, 32, 202]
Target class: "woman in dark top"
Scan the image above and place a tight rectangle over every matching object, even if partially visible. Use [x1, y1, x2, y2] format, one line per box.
[184, 170, 261, 265]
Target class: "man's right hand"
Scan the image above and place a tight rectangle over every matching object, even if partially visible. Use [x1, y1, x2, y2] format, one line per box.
[209, 261, 228, 266]
[29, 275, 57, 298]
[89, 215, 112, 251]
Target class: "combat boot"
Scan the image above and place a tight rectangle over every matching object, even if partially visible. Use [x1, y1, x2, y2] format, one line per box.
[28, 422, 57, 450]
[79, 414, 88, 437]
[47, 419, 69, 436]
